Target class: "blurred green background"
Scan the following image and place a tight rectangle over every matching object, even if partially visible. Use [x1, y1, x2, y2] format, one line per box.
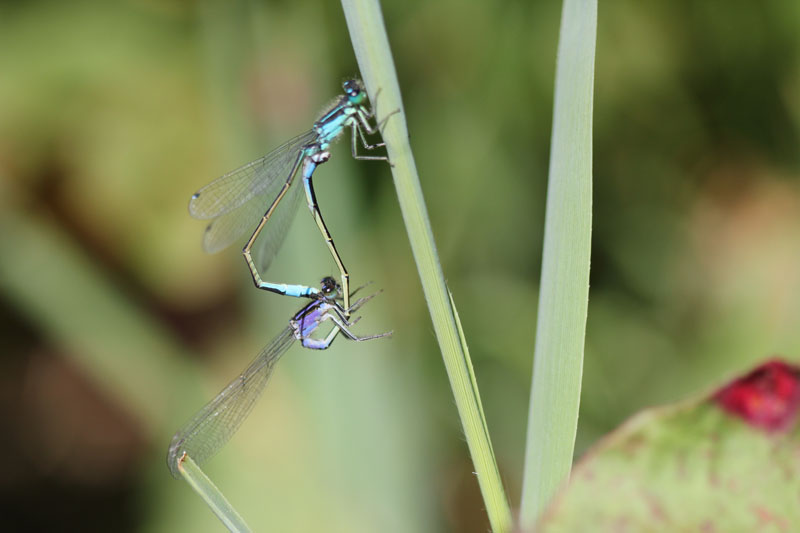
[1, 1, 798, 531]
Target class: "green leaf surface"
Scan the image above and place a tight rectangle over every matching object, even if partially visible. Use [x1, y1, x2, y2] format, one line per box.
[539, 359, 800, 532]
[520, 0, 596, 526]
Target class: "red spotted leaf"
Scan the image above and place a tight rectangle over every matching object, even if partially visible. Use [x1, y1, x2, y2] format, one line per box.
[538, 358, 800, 532]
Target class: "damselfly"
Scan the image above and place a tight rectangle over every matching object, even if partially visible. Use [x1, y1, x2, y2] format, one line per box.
[166, 276, 390, 478]
[189, 79, 391, 315]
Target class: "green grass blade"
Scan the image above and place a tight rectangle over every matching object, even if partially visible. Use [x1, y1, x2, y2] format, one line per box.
[519, 0, 597, 528]
[177, 454, 252, 533]
[340, 1, 513, 531]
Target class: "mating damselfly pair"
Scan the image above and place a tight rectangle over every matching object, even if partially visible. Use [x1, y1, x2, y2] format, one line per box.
[167, 79, 394, 477]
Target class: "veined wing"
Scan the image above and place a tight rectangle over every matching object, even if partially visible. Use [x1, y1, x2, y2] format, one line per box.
[251, 166, 307, 272]
[201, 164, 306, 257]
[189, 129, 318, 220]
[166, 327, 296, 479]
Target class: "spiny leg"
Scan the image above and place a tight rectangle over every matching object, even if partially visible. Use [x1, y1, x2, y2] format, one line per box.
[332, 288, 383, 318]
[366, 87, 399, 131]
[300, 302, 390, 349]
[299, 313, 363, 350]
[351, 109, 400, 162]
[301, 321, 342, 350]
[326, 313, 392, 342]
[301, 313, 389, 349]
[323, 305, 391, 342]
[348, 280, 373, 298]
[350, 122, 389, 162]
[242, 152, 318, 299]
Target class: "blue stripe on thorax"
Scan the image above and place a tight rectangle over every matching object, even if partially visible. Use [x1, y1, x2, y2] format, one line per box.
[314, 105, 358, 146]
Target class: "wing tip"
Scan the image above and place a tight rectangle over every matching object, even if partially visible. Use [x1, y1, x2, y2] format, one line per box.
[188, 193, 203, 218]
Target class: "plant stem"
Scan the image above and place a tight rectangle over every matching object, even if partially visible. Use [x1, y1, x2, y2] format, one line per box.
[340, 1, 513, 531]
[178, 455, 251, 533]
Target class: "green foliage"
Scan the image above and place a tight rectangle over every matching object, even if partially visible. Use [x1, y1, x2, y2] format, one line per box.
[520, 0, 596, 527]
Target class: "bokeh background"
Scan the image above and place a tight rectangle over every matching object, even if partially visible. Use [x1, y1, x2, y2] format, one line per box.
[1, 1, 799, 531]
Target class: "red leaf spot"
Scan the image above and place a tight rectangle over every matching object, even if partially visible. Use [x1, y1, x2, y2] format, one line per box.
[643, 491, 669, 523]
[752, 505, 789, 530]
[700, 520, 716, 532]
[714, 359, 800, 432]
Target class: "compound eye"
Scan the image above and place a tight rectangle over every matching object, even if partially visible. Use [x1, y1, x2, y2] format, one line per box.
[320, 276, 336, 294]
[344, 79, 366, 103]
[320, 276, 338, 296]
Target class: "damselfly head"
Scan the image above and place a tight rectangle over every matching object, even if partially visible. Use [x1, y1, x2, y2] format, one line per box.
[343, 79, 367, 105]
[319, 276, 341, 298]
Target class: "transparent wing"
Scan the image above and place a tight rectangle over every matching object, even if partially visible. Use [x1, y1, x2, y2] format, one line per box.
[166, 327, 296, 478]
[189, 129, 318, 220]
[251, 168, 306, 272]
[201, 164, 306, 260]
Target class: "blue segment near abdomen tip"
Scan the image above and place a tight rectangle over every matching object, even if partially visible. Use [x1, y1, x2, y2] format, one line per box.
[259, 282, 319, 298]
